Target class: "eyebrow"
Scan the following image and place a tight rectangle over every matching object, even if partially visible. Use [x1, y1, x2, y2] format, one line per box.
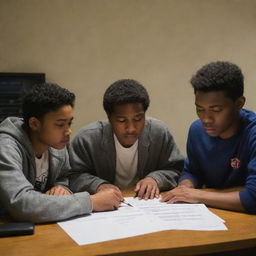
[55, 117, 74, 122]
[115, 112, 145, 117]
[195, 103, 222, 108]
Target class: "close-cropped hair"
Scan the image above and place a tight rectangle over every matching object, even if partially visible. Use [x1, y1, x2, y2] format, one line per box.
[190, 61, 244, 100]
[22, 83, 75, 127]
[103, 79, 150, 114]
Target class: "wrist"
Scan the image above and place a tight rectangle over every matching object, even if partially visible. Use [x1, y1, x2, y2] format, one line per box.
[179, 179, 195, 188]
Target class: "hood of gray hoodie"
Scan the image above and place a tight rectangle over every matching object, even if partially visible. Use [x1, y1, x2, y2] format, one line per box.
[0, 117, 34, 157]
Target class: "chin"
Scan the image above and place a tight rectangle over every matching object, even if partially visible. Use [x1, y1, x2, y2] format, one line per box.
[52, 144, 67, 150]
[206, 131, 219, 137]
[124, 142, 136, 148]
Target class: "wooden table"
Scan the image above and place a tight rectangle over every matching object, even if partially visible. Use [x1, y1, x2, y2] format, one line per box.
[1, 189, 256, 256]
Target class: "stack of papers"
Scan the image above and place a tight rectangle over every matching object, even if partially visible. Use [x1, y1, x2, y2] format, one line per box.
[58, 197, 227, 245]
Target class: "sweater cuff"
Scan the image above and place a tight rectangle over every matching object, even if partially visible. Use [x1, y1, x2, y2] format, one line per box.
[239, 189, 256, 214]
[73, 191, 93, 214]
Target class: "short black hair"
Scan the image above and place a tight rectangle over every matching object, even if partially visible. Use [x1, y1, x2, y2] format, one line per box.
[22, 83, 75, 127]
[190, 61, 244, 100]
[103, 79, 150, 114]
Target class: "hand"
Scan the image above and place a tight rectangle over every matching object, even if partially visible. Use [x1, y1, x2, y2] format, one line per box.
[97, 183, 122, 194]
[134, 177, 160, 200]
[45, 186, 72, 196]
[91, 188, 123, 212]
[160, 185, 202, 204]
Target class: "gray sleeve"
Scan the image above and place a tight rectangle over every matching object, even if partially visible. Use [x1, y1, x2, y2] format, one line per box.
[68, 135, 108, 194]
[0, 141, 93, 223]
[146, 124, 184, 191]
[52, 149, 73, 191]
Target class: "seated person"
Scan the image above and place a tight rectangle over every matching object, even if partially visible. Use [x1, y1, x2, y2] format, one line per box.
[0, 83, 122, 223]
[69, 79, 184, 199]
[162, 61, 256, 214]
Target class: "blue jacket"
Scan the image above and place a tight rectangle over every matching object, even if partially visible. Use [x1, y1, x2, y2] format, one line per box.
[69, 118, 184, 193]
[180, 109, 256, 213]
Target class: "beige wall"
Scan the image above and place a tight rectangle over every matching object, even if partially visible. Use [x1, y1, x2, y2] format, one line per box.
[1, 0, 256, 154]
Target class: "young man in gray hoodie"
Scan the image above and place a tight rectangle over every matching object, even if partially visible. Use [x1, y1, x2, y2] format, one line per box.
[0, 83, 123, 223]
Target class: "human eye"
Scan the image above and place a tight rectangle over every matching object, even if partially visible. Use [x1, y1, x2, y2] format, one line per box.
[196, 108, 204, 113]
[134, 113, 145, 121]
[55, 123, 65, 127]
[117, 118, 126, 123]
[212, 107, 222, 112]
[134, 116, 143, 122]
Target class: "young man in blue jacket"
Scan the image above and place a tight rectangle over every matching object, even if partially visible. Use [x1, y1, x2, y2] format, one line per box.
[162, 61, 256, 214]
[69, 79, 184, 199]
[0, 83, 123, 223]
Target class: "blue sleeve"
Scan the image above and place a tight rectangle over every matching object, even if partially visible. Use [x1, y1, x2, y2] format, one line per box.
[239, 137, 256, 213]
[179, 123, 204, 188]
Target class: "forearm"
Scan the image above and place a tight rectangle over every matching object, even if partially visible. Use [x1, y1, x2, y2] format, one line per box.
[197, 190, 245, 212]
[162, 185, 246, 212]
[3, 190, 92, 223]
[69, 172, 107, 194]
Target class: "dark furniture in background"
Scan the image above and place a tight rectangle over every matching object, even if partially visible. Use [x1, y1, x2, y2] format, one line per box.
[0, 73, 45, 122]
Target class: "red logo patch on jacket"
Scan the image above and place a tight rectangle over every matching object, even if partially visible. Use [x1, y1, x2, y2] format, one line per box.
[230, 158, 241, 169]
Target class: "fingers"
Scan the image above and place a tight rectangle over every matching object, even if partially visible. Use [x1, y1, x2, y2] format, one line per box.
[134, 182, 141, 193]
[97, 184, 122, 195]
[151, 187, 160, 199]
[160, 191, 175, 202]
[45, 187, 56, 195]
[92, 187, 124, 212]
[45, 186, 71, 196]
[136, 184, 159, 200]
[144, 185, 152, 200]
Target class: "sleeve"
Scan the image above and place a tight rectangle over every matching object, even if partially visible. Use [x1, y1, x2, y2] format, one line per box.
[0, 139, 92, 223]
[239, 132, 256, 214]
[50, 150, 71, 189]
[68, 133, 108, 194]
[52, 149, 74, 193]
[146, 124, 184, 191]
[178, 124, 204, 188]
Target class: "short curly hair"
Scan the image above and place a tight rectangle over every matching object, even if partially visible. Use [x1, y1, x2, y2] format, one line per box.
[190, 61, 244, 100]
[22, 83, 75, 127]
[103, 79, 150, 114]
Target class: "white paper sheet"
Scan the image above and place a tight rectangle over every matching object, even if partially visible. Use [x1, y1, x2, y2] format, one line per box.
[125, 197, 227, 231]
[58, 197, 227, 245]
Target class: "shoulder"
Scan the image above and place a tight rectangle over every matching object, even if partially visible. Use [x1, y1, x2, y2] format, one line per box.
[75, 120, 110, 137]
[143, 117, 172, 140]
[189, 119, 204, 134]
[145, 117, 169, 129]
[240, 109, 256, 128]
[240, 109, 256, 142]
[72, 120, 112, 145]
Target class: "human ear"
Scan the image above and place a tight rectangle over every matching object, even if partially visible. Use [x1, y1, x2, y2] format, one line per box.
[28, 117, 41, 131]
[235, 96, 245, 109]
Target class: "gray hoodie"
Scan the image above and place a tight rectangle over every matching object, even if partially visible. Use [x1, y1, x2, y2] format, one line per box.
[0, 117, 92, 223]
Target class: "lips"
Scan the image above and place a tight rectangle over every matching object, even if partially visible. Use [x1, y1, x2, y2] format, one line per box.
[60, 138, 70, 144]
[124, 134, 137, 138]
[205, 127, 215, 131]
[204, 127, 217, 135]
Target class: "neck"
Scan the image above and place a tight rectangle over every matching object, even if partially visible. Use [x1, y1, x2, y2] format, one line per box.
[220, 112, 241, 139]
[27, 130, 48, 158]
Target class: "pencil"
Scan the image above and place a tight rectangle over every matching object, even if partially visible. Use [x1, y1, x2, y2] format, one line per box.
[121, 200, 133, 207]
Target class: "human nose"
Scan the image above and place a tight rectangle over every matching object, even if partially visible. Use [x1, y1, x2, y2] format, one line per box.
[201, 111, 214, 124]
[64, 127, 72, 136]
[126, 121, 136, 133]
